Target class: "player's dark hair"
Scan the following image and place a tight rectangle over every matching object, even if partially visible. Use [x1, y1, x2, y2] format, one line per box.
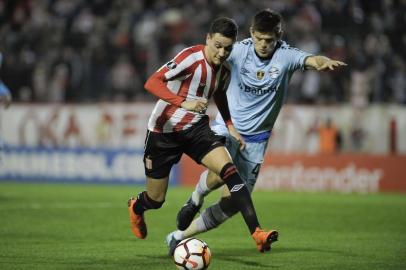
[209, 17, 238, 39]
[252, 9, 282, 37]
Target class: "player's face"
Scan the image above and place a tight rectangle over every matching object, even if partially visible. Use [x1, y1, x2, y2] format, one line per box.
[251, 30, 279, 58]
[205, 33, 234, 66]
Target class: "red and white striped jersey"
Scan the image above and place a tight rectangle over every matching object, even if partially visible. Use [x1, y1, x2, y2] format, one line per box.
[145, 45, 231, 133]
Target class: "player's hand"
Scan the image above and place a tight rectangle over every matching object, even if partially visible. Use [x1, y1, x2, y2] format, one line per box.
[227, 124, 246, 151]
[0, 94, 11, 108]
[181, 98, 208, 113]
[317, 59, 347, 71]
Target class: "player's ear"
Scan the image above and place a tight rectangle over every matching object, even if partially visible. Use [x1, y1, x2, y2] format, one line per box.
[206, 33, 211, 44]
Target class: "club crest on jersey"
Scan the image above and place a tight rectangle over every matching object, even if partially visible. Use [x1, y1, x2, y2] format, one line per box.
[269, 67, 280, 79]
[256, 70, 265, 80]
[166, 60, 177, 70]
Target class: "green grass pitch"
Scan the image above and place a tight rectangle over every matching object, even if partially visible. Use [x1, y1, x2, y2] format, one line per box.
[0, 182, 405, 270]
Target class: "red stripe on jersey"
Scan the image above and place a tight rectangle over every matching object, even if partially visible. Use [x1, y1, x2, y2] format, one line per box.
[153, 105, 178, 132]
[196, 61, 207, 97]
[173, 112, 196, 131]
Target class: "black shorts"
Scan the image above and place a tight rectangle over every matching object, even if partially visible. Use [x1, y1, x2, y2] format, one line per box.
[143, 116, 226, 179]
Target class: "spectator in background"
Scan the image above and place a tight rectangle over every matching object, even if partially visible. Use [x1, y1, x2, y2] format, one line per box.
[318, 117, 342, 154]
[0, 0, 404, 104]
[110, 54, 141, 101]
[390, 56, 406, 104]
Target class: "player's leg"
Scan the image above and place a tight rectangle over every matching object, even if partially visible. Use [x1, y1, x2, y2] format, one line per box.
[129, 176, 168, 239]
[129, 130, 181, 239]
[166, 186, 232, 255]
[176, 170, 223, 230]
[201, 146, 261, 234]
[176, 125, 238, 230]
[169, 140, 278, 253]
[180, 117, 277, 251]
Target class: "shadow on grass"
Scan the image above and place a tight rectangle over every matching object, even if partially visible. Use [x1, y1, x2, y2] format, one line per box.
[140, 253, 275, 269]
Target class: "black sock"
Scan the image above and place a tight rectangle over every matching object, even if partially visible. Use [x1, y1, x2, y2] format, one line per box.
[133, 191, 164, 215]
[220, 163, 259, 234]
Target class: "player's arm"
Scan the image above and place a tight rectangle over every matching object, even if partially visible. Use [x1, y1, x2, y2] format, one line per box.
[144, 68, 186, 107]
[305, 55, 347, 71]
[213, 86, 246, 150]
[144, 53, 208, 112]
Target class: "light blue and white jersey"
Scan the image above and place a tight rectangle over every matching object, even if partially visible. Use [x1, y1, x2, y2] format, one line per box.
[213, 38, 311, 138]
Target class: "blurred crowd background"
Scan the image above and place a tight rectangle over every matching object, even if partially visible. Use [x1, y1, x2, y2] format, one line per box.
[0, 0, 405, 106]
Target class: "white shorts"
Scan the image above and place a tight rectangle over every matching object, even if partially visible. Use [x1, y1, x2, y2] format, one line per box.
[212, 123, 269, 193]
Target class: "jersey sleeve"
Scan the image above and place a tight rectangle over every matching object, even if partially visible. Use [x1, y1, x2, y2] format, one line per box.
[283, 44, 313, 71]
[144, 48, 198, 107]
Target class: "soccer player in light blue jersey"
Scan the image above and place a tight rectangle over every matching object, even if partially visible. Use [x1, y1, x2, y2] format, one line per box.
[166, 9, 346, 254]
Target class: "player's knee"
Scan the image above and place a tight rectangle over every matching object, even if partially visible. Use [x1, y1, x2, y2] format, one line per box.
[207, 170, 224, 189]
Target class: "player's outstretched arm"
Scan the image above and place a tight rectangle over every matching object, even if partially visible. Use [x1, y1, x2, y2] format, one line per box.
[305, 55, 347, 71]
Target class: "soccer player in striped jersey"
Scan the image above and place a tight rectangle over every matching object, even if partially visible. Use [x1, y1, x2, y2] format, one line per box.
[128, 17, 278, 253]
[168, 9, 346, 254]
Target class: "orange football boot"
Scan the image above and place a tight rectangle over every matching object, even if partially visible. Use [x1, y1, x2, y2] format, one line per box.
[128, 197, 147, 239]
[251, 227, 278, 252]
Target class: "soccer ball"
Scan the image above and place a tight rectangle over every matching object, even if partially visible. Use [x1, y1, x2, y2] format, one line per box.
[173, 238, 211, 270]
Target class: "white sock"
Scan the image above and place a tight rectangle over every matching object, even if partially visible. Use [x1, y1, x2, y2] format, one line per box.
[181, 216, 209, 239]
[173, 218, 207, 241]
[192, 170, 210, 206]
[173, 230, 184, 240]
[175, 204, 229, 241]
